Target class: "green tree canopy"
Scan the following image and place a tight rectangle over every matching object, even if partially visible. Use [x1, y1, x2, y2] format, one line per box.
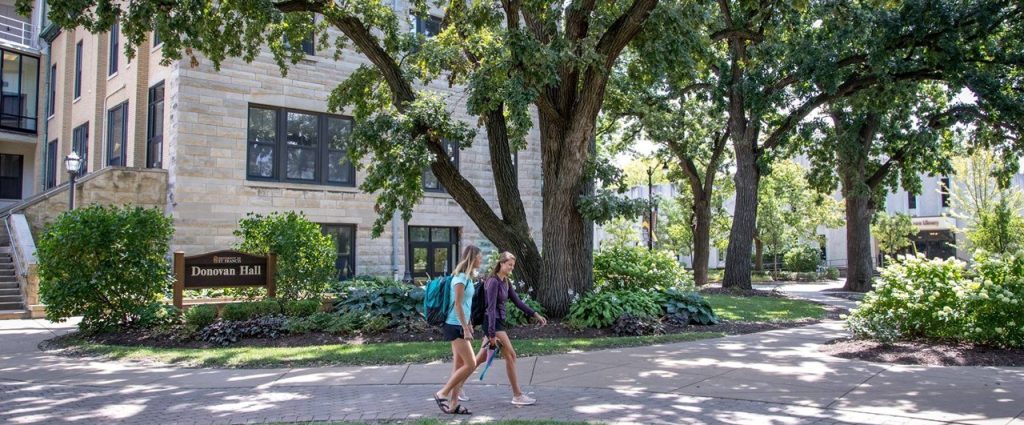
[28, 0, 666, 315]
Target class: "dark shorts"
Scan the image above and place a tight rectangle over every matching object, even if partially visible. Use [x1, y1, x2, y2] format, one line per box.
[442, 324, 466, 341]
[483, 318, 506, 336]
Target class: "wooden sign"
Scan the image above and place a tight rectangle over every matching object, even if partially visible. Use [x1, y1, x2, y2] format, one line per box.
[173, 250, 277, 308]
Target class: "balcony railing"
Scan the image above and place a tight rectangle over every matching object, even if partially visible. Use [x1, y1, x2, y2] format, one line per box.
[0, 14, 33, 48]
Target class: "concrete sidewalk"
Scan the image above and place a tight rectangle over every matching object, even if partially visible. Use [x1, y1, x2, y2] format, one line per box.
[1, 285, 1023, 425]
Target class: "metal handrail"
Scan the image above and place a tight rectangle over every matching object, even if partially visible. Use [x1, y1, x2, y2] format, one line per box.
[2, 213, 26, 280]
[0, 14, 34, 47]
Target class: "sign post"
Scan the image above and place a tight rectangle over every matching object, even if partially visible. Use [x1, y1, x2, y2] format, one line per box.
[173, 250, 277, 309]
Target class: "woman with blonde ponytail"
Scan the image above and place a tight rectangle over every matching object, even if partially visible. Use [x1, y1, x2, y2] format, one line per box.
[476, 251, 547, 405]
[432, 244, 482, 415]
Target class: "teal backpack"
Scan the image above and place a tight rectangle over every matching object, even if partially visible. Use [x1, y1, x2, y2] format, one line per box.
[423, 275, 455, 326]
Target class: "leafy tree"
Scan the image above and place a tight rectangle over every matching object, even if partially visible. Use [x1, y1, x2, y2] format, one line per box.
[603, 10, 730, 286]
[30, 0, 664, 315]
[754, 160, 842, 272]
[970, 198, 1024, 254]
[234, 212, 337, 300]
[643, 0, 1024, 289]
[949, 149, 1024, 254]
[872, 212, 916, 265]
[600, 217, 641, 250]
[801, 83, 960, 291]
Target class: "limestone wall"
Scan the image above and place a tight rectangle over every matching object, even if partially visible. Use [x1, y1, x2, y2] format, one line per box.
[20, 167, 168, 236]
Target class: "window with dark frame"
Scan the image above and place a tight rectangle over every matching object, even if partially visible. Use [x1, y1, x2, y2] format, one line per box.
[152, 29, 161, 47]
[407, 226, 458, 280]
[908, 192, 916, 209]
[941, 176, 951, 208]
[246, 105, 356, 186]
[72, 122, 88, 174]
[45, 140, 57, 189]
[147, 82, 164, 168]
[108, 22, 119, 75]
[107, 101, 128, 166]
[415, 15, 442, 37]
[47, 63, 56, 118]
[423, 139, 459, 193]
[74, 41, 82, 99]
[0, 48, 40, 133]
[321, 224, 357, 280]
[0, 154, 23, 199]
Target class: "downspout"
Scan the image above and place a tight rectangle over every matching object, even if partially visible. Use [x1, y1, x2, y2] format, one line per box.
[40, 40, 52, 193]
[391, 210, 400, 280]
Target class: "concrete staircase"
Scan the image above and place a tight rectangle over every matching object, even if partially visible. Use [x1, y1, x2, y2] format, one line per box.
[0, 222, 26, 318]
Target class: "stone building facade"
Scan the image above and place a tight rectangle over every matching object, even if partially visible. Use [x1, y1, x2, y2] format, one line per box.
[22, 0, 543, 282]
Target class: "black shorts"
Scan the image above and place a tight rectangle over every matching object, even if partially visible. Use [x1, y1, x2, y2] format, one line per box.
[483, 318, 506, 336]
[442, 324, 466, 341]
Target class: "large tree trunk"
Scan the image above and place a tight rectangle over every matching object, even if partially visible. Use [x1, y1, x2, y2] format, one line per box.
[844, 193, 876, 292]
[691, 197, 712, 286]
[723, 136, 760, 290]
[538, 177, 591, 318]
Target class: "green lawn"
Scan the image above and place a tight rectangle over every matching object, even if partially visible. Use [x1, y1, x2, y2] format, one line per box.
[75, 331, 724, 368]
[67, 294, 824, 368]
[705, 294, 826, 322]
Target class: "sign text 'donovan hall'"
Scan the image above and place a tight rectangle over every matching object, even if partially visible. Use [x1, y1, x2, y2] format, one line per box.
[173, 250, 277, 308]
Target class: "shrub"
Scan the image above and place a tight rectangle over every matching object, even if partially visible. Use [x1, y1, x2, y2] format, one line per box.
[283, 299, 322, 317]
[567, 290, 662, 329]
[336, 284, 425, 327]
[594, 246, 694, 291]
[847, 255, 968, 343]
[183, 305, 218, 333]
[783, 245, 820, 272]
[221, 300, 281, 322]
[199, 315, 288, 345]
[613, 313, 665, 336]
[505, 297, 546, 327]
[659, 288, 718, 325]
[36, 205, 174, 332]
[825, 267, 840, 280]
[234, 212, 337, 300]
[965, 251, 1024, 347]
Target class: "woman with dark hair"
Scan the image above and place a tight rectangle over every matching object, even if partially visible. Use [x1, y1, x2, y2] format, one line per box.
[432, 244, 482, 415]
[479, 251, 547, 405]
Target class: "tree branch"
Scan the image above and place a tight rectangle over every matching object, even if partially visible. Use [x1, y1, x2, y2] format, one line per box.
[595, 0, 660, 68]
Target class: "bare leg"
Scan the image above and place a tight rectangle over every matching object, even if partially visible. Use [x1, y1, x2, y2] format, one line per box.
[495, 331, 523, 396]
[436, 339, 477, 411]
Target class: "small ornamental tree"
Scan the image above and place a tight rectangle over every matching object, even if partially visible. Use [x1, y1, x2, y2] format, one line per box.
[872, 212, 916, 265]
[37, 205, 174, 332]
[234, 212, 337, 300]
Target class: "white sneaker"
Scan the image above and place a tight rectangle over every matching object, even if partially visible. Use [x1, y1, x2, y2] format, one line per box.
[458, 390, 469, 402]
[511, 394, 536, 405]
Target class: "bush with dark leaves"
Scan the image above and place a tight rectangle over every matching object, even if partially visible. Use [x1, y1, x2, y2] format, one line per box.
[612, 313, 665, 336]
[199, 315, 288, 346]
[659, 288, 719, 325]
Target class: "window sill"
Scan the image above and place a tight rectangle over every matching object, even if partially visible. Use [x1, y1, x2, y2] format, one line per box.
[243, 179, 361, 194]
[73, 97, 81, 104]
[107, 72, 118, 80]
[422, 191, 451, 199]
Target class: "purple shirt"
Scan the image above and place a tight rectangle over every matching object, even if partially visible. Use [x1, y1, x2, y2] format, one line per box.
[484, 275, 535, 338]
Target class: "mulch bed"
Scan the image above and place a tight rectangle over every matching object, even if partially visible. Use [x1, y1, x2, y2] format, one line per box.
[821, 339, 1024, 367]
[56, 317, 830, 351]
[46, 290, 848, 351]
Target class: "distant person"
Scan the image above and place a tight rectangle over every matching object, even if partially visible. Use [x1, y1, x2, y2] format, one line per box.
[477, 251, 547, 405]
[433, 245, 482, 415]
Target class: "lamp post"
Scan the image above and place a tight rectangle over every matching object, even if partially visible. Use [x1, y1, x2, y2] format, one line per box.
[64, 151, 82, 210]
[646, 162, 670, 251]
